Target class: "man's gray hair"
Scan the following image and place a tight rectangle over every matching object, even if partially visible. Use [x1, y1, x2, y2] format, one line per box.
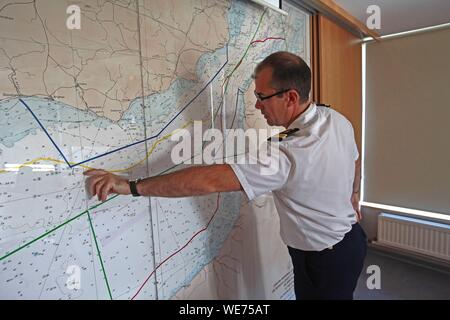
[254, 51, 311, 103]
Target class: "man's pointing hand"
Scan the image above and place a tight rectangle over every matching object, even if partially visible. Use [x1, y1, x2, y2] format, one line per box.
[83, 169, 131, 202]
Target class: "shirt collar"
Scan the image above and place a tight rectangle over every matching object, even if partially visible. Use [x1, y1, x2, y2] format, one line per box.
[288, 102, 318, 129]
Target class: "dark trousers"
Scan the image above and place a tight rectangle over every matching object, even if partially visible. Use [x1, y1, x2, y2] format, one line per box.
[288, 223, 367, 300]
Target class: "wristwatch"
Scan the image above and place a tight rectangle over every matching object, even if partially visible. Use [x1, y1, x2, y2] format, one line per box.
[129, 178, 142, 197]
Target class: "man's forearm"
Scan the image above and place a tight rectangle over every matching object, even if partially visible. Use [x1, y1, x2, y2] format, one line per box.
[136, 164, 242, 197]
[353, 158, 361, 193]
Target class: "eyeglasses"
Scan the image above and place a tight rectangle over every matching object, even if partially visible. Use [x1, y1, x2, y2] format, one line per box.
[253, 88, 291, 102]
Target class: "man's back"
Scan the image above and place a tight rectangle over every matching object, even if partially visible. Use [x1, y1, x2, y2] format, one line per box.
[271, 104, 359, 250]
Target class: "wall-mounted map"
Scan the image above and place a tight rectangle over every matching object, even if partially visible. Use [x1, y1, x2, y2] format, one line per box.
[0, 0, 309, 299]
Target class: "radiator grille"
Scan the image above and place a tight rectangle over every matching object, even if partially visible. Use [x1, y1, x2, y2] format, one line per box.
[376, 213, 450, 261]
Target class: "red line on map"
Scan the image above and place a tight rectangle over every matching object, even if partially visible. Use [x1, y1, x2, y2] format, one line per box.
[250, 36, 285, 45]
[131, 193, 222, 300]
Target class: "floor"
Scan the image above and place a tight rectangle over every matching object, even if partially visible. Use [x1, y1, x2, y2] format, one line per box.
[354, 247, 450, 300]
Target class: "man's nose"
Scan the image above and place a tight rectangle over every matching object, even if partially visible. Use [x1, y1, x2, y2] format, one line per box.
[255, 100, 262, 110]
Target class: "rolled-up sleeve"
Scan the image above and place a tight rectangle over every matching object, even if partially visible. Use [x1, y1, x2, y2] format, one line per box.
[229, 144, 292, 201]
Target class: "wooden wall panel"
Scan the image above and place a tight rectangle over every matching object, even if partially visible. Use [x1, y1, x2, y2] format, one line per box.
[317, 15, 362, 152]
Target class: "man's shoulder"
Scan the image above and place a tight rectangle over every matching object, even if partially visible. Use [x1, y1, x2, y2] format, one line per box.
[317, 105, 354, 130]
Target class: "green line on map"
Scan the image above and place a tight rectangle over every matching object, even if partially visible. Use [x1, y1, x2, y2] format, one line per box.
[87, 210, 113, 300]
[0, 194, 119, 262]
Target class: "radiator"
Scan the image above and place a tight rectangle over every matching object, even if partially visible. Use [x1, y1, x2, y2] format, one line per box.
[376, 213, 450, 262]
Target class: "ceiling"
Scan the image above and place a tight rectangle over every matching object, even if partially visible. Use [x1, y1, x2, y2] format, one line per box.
[333, 0, 450, 36]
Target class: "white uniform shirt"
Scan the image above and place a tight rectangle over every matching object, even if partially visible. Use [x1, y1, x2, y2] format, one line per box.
[230, 103, 359, 251]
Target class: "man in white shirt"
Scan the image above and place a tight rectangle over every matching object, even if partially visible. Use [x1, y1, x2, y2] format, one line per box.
[84, 51, 366, 300]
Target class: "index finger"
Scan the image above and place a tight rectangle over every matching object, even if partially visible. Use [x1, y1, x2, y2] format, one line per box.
[83, 169, 108, 176]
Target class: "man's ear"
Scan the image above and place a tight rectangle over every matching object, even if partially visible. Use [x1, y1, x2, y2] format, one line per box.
[287, 89, 300, 107]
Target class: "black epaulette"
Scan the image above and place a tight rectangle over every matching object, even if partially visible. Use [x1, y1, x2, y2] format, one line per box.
[267, 128, 300, 142]
[317, 103, 331, 108]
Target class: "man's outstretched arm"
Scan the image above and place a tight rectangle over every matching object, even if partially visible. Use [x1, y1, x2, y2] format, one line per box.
[84, 164, 242, 202]
[351, 157, 362, 221]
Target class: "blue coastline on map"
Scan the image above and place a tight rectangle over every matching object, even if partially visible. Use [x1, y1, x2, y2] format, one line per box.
[0, 41, 229, 148]
[118, 78, 194, 133]
[228, 0, 248, 43]
[0, 97, 106, 148]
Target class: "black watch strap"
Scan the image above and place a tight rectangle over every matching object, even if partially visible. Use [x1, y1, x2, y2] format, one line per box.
[129, 179, 142, 197]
